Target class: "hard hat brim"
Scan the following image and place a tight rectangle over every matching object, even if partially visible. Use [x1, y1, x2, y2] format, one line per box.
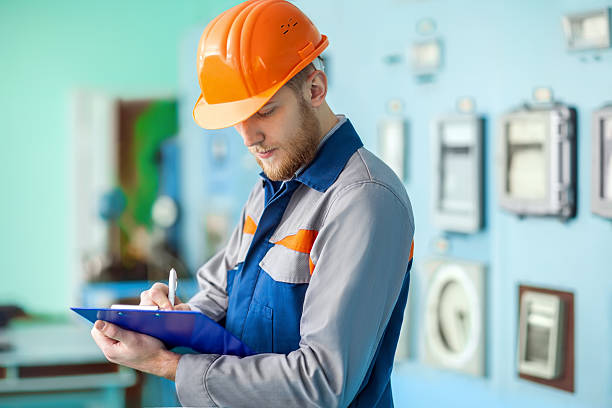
[193, 35, 328, 130]
[192, 81, 283, 130]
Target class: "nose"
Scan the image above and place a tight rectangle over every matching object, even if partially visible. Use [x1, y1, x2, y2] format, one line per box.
[235, 117, 264, 147]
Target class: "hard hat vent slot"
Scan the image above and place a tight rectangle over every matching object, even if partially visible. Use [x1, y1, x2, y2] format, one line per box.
[281, 18, 299, 35]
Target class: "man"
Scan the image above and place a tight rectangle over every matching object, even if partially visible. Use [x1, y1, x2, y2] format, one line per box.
[91, 0, 415, 406]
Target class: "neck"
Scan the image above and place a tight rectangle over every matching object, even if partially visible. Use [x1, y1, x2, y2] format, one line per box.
[315, 102, 339, 143]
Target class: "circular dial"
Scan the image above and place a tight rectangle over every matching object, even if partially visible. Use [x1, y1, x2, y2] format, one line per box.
[152, 195, 178, 228]
[437, 279, 471, 354]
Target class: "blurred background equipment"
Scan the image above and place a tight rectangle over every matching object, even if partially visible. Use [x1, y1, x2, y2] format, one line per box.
[591, 104, 612, 218]
[518, 291, 566, 380]
[517, 286, 575, 393]
[0, 306, 26, 330]
[422, 258, 486, 377]
[431, 113, 484, 233]
[410, 39, 443, 80]
[71, 92, 197, 408]
[562, 8, 611, 51]
[378, 99, 409, 182]
[497, 101, 577, 220]
[0, 317, 137, 408]
[74, 94, 188, 287]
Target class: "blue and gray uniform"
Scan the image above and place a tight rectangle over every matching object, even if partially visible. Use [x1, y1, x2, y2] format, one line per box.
[176, 117, 415, 407]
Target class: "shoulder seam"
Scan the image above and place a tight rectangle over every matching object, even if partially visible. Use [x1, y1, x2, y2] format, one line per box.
[321, 180, 413, 229]
[356, 149, 373, 181]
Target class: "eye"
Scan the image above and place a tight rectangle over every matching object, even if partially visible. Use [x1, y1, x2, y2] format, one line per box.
[258, 107, 275, 117]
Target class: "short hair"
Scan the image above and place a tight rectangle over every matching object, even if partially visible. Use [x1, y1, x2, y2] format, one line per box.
[284, 56, 324, 96]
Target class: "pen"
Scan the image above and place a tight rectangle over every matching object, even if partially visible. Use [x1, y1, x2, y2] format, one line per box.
[168, 268, 177, 307]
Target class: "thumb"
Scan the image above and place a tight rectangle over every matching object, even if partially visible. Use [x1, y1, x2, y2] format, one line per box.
[95, 320, 125, 342]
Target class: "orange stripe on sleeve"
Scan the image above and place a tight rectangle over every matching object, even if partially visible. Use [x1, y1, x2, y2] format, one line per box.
[409, 241, 414, 261]
[274, 229, 318, 254]
[309, 257, 315, 275]
[243, 215, 257, 235]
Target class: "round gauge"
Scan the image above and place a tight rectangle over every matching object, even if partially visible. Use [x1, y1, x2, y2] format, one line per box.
[437, 279, 470, 354]
[152, 195, 178, 228]
[425, 262, 482, 369]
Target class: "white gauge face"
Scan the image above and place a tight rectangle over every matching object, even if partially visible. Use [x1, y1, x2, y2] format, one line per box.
[579, 14, 609, 43]
[603, 118, 612, 200]
[507, 119, 548, 200]
[152, 195, 178, 228]
[563, 9, 611, 50]
[440, 122, 475, 214]
[524, 323, 551, 364]
[441, 149, 473, 213]
[508, 118, 547, 144]
[443, 121, 473, 145]
[437, 280, 471, 353]
[379, 119, 405, 180]
[411, 40, 441, 73]
[423, 259, 485, 376]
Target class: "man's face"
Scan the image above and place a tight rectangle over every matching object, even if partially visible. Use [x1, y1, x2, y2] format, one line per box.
[234, 86, 321, 181]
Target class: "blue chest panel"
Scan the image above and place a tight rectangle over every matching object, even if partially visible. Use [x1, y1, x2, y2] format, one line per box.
[226, 262, 308, 354]
[224, 180, 306, 354]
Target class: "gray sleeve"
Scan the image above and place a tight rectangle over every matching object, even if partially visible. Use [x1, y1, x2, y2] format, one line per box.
[175, 182, 415, 408]
[187, 207, 247, 322]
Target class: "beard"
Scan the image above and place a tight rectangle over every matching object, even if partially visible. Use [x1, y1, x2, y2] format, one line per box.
[254, 100, 322, 181]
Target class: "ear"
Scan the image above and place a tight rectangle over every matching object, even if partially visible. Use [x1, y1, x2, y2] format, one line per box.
[305, 69, 328, 108]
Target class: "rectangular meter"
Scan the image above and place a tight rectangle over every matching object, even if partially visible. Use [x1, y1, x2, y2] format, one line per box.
[498, 105, 576, 219]
[518, 291, 566, 380]
[591, 105, 612, 218]
[432, 115, 483, 233]
[378, 117, 407, 181]
[562, 8, 611, 51]
[410, 39, 442, 76]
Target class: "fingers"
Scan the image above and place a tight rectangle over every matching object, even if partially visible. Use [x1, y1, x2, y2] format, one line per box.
[91, 323, 169, 373]
[173, 303, 191, 311]
[140, 282, 175, 310]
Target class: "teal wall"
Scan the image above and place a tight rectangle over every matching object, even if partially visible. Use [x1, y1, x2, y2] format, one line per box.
[0, 0, 233, 315]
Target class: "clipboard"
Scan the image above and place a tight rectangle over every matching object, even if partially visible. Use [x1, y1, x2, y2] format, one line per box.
[71, 307, 254, 357]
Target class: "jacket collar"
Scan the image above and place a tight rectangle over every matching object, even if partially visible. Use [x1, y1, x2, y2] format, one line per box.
[295, 118, 363, 192]
[260, 118, 363, 193]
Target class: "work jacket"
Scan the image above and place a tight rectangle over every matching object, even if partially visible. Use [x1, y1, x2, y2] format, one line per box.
[176, 117, 415, 407]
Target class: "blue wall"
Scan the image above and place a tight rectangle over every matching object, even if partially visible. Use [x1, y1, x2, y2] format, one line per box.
[297, 1, 612, 407]
[181, 0, 611, 407]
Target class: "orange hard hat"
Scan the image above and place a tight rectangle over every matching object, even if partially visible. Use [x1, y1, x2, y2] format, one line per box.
[193, 0, 329, 130]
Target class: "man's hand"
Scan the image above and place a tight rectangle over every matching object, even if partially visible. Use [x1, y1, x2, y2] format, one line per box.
[91, 320, 180, 381]
[139, 282, 191, 311]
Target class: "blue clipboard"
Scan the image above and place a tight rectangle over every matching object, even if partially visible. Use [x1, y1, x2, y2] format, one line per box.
[71, 307, 254, 357]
